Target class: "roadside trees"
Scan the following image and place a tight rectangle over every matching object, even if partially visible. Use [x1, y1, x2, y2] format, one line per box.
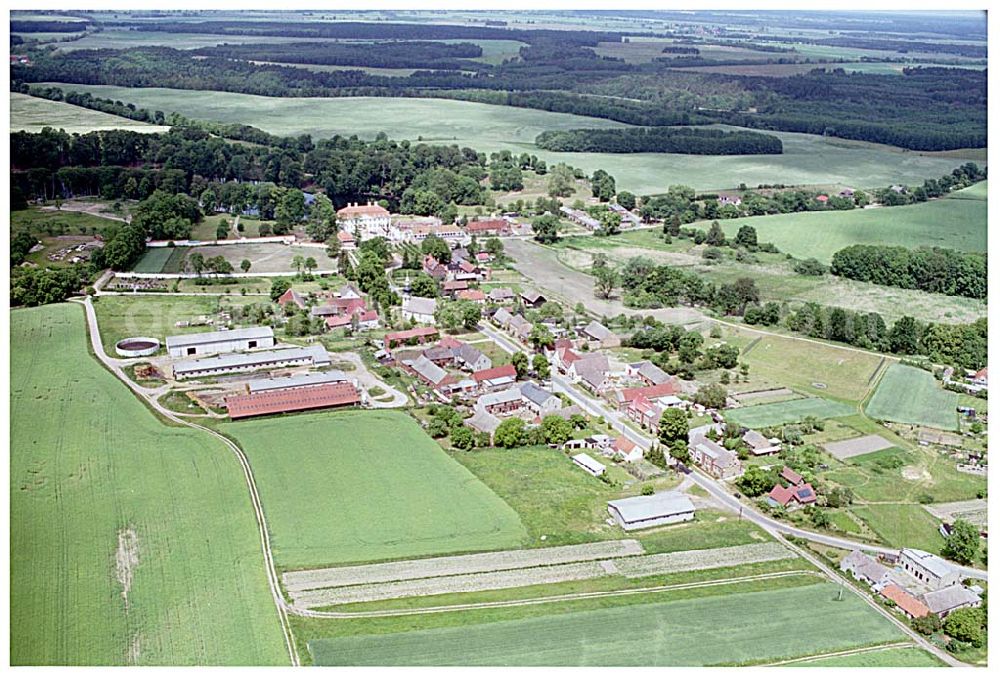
[657, 408, 689, 448]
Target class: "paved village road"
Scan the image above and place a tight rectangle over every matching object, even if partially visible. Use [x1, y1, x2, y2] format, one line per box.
[476, 322, 988, 583]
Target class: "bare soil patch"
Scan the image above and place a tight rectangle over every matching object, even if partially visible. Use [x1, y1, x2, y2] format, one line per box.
[115, 527, 140, 610]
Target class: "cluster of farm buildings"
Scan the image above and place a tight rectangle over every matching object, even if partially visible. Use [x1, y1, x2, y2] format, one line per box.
[334, 202, 524, 249]
[840, 548, 983, 621]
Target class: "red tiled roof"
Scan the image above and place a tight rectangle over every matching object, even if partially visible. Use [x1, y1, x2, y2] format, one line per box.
[458, 261, 478, 273]
[436, 336, 464, 349]
[560, 348, 582, 364]
[780, 466, 804, 486]
[816, 194, 829, 202]
[326, 315, 352, 328]
[442, 280, 470, 291]
[385, 326, 439, 347]
[881, 584, 930, 618]
[337, 230, 355, 242]
[619, 382, 678, 403]
[226, 383, 359, 419]
[612, 436, 638, 454]
[475, 252, 492, 261]
[768, 483, 795, 507]
[277, 288, 306, 308]
[466, 219, 509, 232]
[793, 483, 817, 504]
[628, 395, 660, 417]
[457, 289, 486, 301]
[974, 367, 988, 380]
[473, 364, 517, 383]
[357, 310, 379, 323]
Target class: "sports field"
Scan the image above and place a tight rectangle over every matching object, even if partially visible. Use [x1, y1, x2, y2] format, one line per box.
[34, 84, 984, 194]
[221, 410, 527, 569]
[10, 92, 169, 134]
[865, 364, 959, 431]
[716, 197, 987, 262]
[307, 581, 905, 666]
[735, 329, 885, 402]
[10, 304, 287, 665]
[725, 397, 854, 428]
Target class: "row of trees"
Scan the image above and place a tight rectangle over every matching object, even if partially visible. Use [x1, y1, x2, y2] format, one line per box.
[194, 40, 486, 70]
[536, 126, 783, 155]
[830, 244, 986, 299]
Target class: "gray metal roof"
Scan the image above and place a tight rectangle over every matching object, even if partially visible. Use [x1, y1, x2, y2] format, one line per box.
[572, 453, 606, 474]
[174, 344, 327, 374]
[165, 326, 273, 349]
[466, 409, 501, 434]
[922, 585, 980, 614]
[477, 386, 523, 408]
[519, 382, 559, 407]
[608, 491, 695, 523]
[248, 371, 347, 393]
[408, 355, 448, 385]
[583, 320, 615, 341]
[402, 296, 437, 316]
[636, 360, 669, 385]
[903, 549, 957, 579]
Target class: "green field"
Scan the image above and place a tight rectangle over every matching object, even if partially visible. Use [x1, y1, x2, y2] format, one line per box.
[794, 646, 945, 667]
[10, 92, 169, 134]
[131, 248, 174, 273]
[220, 410, 526, 569]
[34, 84, 984, 194]
[850, 503, 946, 553]
[735, 329, 886, 402]
[92, 294, 262, 355]
[865, 364, 959, 430]
[10, 304, 287, 665]
[307, 581, 905, 666]
[725, 397, 855, 427]
[715, 196, 987, 262]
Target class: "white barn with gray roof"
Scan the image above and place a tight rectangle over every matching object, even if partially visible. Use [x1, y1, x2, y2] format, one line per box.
[900, 548, 962, 590]
[173, 344, 329, 379]
[166, 326, 274, 357]
[921, 584, 981, 618]
[607, 491, 695, 531]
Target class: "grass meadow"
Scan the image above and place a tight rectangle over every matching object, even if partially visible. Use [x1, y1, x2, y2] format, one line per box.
[10, 92, 169, 134]
[221, 410, 527, 569]
[865, 364, 959, 430]
[715, 196, 986, 262]
[305, 581, 905, 666]
[793, 646, 946, 667]
[850, 504, 946, 553]
[10, 304, 287, 665]
[725, 397, 855, 428]
[32, 84, 983, 193]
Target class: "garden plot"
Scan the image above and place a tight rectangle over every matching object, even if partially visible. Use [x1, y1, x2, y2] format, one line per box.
[923, 499, 988, 528]
[283, 539, 643, 593]
[731, 388, 797, 405]
[613, 543, 793, 578]
[291, 542, 795, 608]
[823, 435, 895, 461]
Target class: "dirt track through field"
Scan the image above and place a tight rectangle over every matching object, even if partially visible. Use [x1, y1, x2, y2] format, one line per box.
[115, 527, 140, 611]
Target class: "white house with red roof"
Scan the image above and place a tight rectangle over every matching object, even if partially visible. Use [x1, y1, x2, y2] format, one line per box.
[611, 436, 644, 463]
[336, 201, 391, 239]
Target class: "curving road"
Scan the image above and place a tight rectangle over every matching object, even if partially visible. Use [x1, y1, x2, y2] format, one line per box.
[477, 322, 988, 583]
[75, 298, 301, 667]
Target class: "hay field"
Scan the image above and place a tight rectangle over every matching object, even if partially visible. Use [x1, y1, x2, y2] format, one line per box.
[10, 304, 287, 665]
[715, 197, 986, 262]
[865, 364, 959, 431]
[307, 581, 905, 666]
[35, 84, 984, 194]
[10, 93, 169, 134]
[221, 410, 527, 569]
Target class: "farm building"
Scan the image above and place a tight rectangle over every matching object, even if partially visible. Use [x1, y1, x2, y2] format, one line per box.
[921, 585, 981, 618]
[165, 326, 275, 358]
[453, 344, 492, 372]
[507, 314, 534, 341]
[581, 320, 621, 349]
[879, 584, 929, 619]
[277, 288, 307, 309]
[613, 381, 679, 410]
[403, 355, 449, 387]
[173, 344, 330, 379]
[899, 549, 962, 590]
[487, 287, 515, 304]
[465, 218, 511, 236]
[607, 492, 695, 531]
[560, 205, 601, 230]
[625, 360, 671, 386]
[519, 289, 547, 308]
[571, 453, 606, 477]
[246, 371, 348, 394]
[401, 296, 438, 324]
[519, 382, 562, 416]
[465, 409, 501, 442]
[840, 550, 892, 590]
[563, 435, 612, 452]
[225, 382, 360, 420]
[384, 326, 439, 349]
[476, 387, 525, 416]
[743, 429, 781, 456]
[473, 364, 518, 392]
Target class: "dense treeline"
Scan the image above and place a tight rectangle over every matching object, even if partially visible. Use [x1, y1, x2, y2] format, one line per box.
[830, 245, 986, 299]
[193, 41, 488, 71]
[758, 34, 987, 59]
[535, 126, 782, 155]
[661, 45, 699, 54]
[869, 162, 987, 206]
[10, 265, 92, 307]
[12, 41, 985, 150]
[10, 20, 89, 32]
[702, 68, 986, 151]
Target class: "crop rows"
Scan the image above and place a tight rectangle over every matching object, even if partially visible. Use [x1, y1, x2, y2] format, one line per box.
[291, 542, 795, 608]
[613, 542, 794, 578]
[283, 539, 643, 592]
[292, 560, 609, 608]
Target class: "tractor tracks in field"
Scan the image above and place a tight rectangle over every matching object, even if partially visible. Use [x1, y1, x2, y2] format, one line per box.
[75, 298, 301, 667]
